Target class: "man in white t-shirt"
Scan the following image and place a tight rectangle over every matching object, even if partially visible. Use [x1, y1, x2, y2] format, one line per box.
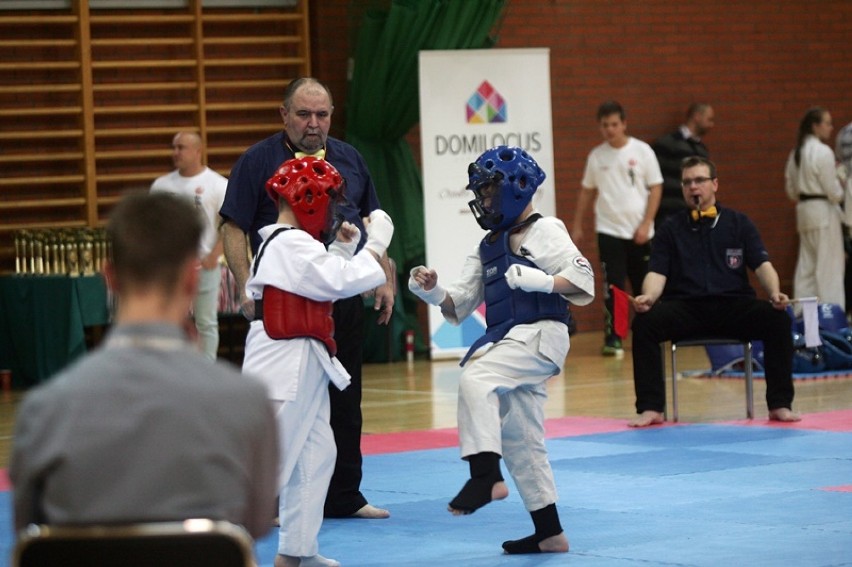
[151, 131, 227, 360]
[572, 101, 663, 356]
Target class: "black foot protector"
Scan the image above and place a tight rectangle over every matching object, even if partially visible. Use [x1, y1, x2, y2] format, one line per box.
[448, 478, 499, 514]
[502, 503, 563, 554]
[448, 452, 503, 514]
[502, 534, 544, 554]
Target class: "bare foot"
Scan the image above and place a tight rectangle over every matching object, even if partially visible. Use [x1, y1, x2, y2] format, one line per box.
[448, 480, 509, 515]
[628, 410, 665, 428]
[539, 532, 570, 553]
[350, 503, 390, 519]
[768, 407, 801, 422]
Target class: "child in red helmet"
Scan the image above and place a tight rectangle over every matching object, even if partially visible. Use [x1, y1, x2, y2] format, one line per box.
[243, 157, 393, 567]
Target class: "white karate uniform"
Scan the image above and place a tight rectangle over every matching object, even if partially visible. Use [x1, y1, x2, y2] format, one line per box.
[441, 216, 594, 511]
[242, 224, 385, 557]
[785, 135, 846, 310]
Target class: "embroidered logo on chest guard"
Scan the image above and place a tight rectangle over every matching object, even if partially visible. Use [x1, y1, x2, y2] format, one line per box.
[726, 248, 744, 269]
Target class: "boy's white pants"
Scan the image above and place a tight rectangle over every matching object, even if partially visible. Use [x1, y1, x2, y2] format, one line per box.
[273, 351, 336, 557]
[457, 332, 561, 512]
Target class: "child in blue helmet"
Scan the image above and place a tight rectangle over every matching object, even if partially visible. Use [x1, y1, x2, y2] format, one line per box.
[408, 146, 595, 554]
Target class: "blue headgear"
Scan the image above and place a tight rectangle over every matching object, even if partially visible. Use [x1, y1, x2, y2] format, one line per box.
[467, 146, 545, 231]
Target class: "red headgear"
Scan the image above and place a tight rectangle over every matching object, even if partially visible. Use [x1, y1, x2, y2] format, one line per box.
[265, 157, 345, 243]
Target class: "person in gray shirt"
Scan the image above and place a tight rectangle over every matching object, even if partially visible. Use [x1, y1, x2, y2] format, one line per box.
[10, 192, 279, 539]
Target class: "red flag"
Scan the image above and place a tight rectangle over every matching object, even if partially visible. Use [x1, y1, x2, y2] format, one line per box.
[610, 285, 630, 339]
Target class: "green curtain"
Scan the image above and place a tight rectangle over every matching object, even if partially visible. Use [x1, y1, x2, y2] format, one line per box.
[347, 0, 507, 361]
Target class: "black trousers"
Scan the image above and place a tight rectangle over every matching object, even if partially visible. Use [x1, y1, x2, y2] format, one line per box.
[631, 297, 795, 414]
[323, 295, 368, 517]
[598, 233, 650, 339]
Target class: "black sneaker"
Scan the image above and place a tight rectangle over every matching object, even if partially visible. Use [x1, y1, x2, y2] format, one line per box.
[601, 336, 624, 357]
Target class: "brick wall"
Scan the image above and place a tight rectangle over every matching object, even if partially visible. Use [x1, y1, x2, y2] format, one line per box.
[313, 0, 852, 334]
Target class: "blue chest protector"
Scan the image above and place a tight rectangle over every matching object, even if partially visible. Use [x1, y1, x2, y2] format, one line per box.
[460, 215, 570, 366]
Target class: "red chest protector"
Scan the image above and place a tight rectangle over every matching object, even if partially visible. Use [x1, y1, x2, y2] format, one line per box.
[260, 286, 336, 355]
[253, 227, 336, 355]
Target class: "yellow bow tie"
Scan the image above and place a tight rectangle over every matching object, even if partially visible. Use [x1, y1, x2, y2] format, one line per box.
[691, 206, 717, 221]
[295, 148, 326, 160]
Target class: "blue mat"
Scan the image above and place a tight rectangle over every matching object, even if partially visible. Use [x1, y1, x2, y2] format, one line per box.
[3, 424, 851, 566]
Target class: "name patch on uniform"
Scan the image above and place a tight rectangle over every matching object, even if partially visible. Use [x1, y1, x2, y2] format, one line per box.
[726, 248, 743, 269]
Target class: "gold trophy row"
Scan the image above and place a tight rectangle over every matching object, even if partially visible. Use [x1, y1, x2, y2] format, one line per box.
[14, 229, 109, 277]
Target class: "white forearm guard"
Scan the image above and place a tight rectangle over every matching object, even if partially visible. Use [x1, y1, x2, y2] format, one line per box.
[408, 267, 447, 306]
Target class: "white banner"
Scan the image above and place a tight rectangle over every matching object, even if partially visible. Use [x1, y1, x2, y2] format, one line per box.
[418, 48, 555, 360]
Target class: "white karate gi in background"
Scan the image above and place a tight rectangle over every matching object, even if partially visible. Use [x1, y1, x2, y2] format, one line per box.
[785, 134, 846, 310]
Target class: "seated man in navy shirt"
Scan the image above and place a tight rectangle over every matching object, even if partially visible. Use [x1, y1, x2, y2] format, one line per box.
[629, 156, 801, 427]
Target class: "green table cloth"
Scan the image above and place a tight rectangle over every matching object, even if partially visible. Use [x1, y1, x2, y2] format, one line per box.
[0, 275, 110, 388]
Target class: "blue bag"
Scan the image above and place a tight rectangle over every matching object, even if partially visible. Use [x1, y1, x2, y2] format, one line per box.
[792, 328, 852, 373]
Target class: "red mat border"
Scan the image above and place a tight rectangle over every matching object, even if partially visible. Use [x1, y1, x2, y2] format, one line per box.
[362, 409, 852, 456]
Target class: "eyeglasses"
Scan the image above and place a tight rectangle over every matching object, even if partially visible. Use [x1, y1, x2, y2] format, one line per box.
[681, 176, 715, 188]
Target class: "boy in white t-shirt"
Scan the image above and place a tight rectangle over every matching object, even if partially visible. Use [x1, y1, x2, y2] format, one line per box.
[572, 101, 663, 356]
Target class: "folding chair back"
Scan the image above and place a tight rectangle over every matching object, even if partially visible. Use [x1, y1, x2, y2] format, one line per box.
[13, 519, 256, 567]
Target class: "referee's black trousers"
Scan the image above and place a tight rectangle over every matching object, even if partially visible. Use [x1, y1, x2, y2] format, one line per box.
[631, 297, 795, 414]
[324, 295, 368, 517]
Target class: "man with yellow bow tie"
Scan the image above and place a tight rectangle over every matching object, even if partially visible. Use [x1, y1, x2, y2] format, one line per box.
[220, 77, 394, 528]
[628, 156, 801, 428]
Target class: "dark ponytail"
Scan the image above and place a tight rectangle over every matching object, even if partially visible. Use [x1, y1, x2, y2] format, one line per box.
[794, 107, 826, 167]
